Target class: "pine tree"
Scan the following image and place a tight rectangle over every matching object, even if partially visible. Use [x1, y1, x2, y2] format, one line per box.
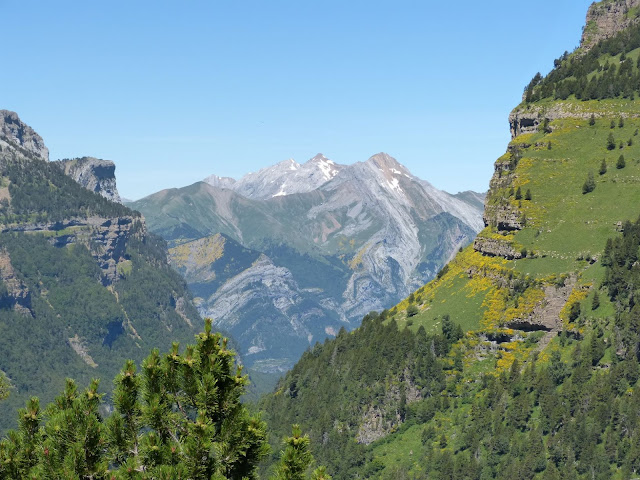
[619, 116, 625, 128]
[592, 290, 600, 310]
[599, 159, 607, 175]
[515, 187, 522, 200]
[525, 189, 532, 200]
[582, 172, 596, 194]
[589, 114, 596, 126]
[607, 133, 616, 150]
[617, 154, 626, 169]
[272, 425, 331, 480]
[0, 320, 281, 479]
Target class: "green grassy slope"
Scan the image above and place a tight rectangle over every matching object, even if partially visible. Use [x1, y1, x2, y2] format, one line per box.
[260, 8, 640, 479]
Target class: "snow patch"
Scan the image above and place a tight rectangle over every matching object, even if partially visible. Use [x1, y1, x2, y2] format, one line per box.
[318, 159, 338, 180]
[385, 177, 403, 194]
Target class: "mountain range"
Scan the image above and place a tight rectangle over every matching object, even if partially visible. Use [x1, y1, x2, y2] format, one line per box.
[0, 110, 202, 430]
[259, 1, 640, 477]
[130, 152, 484, 373]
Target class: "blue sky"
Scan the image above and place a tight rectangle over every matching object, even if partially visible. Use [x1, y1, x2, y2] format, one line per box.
[2, 0, 594, 200]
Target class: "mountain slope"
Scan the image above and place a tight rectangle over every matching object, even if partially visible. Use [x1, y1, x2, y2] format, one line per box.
[131, 153, 483, 371]
[260, 2, 640, 478]
[0, 111, 201, 430]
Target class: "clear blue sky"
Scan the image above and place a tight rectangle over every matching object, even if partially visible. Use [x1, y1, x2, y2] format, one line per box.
[1, 0, 594, 200]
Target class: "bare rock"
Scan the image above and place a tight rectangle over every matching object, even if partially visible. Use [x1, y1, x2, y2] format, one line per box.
[506, 277, 576, 332]
[0, 249, 32, 316]
[473, 236, 523, 260]
[54, 157, 121, 203]
[581, 0, 640, 52]
[0, 110, 49, 160]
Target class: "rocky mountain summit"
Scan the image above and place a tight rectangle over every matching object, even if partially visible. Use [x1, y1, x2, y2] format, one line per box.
[132, 152, 484, 372]
[54, 157, 122, 203]
[0, 110, 49, 161]
[204, 153, 343, 199]
[580, 0, 640, 51]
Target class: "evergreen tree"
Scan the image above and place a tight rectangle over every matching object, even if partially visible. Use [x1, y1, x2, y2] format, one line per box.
[0, 320, 280, 479]
[611, 120, 616, 129]
[272, 426, 331, 480]
[617, 155, 626, 169]
[599, 159, 607, 175]
[589, 114, 596, 126]
[582, 172, 596, 194]
[592, 290, 600, 310]
[525, 189, 532, 201]
[619, 116, 625, 128]
[515, 187, 522, 200]
[607, 133, 616, 150]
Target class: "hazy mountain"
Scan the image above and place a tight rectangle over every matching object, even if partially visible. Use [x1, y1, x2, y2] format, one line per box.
[131, 152, 484, 372]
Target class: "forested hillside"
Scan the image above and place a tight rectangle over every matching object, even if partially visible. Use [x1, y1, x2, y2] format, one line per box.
[0, 112, 202, 431]
[260, 2, 640, 478]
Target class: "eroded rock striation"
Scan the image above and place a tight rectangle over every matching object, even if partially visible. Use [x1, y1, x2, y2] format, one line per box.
[580, 0, 640, 51]
[0, 110, 49, 161]
[54, 157, 122, 203]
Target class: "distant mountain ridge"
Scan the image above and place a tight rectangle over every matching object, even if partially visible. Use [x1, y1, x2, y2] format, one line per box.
[0, 110, 201, 431]
[131, 152, 484, 373]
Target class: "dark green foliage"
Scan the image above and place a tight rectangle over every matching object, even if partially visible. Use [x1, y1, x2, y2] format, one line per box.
[436, 263, 449, 280]
[592, 290, 600, 310]
[611, 120, 616, 129]
[0, 228, 200, 431]
[524, 23, 640, 103]
[515, 187, 522, 200]
[617, 154, 626, 169]
[589, 113, 596, 126]
[0, 150, 134, 224]
[599, 159, 607, 175]
[607, 133, 616, 150]
[0, 320, 272, 479]
[406, 305, 419, 317]
[619, 116, 625, 128]
[582, 171, 596, 194]
[260, 312, 450, 479]
[525, 189, 532, 201]
[272, 426, 332, 480]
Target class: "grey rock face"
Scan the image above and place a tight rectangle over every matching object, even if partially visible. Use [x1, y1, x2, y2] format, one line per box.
[202, 174, 236, 190]
[473, 236, 523, 260]
[580, 0, 640, 51]
[2, 216, 141, 286]
[0, 249, 32, 316]
[54, 157, 122, 203]
[0, 110, 49, 160]
[205, 153, 344, 199]
[139, 152, 485, 371]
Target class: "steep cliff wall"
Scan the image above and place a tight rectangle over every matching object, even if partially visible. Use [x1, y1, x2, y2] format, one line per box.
[54, 157, 122, 203]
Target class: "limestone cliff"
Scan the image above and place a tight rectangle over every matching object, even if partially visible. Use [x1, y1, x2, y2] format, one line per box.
[580, 0, 640, 51]
[54, 157, 122, 203]
[0, 110, 49, 161]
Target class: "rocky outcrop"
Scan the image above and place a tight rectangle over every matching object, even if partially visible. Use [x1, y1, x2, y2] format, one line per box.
[506, 278, 576, 332]
[0, 110, 49, 160]
[580, 0, 640, 51]
[0, 249, 32, 316]
[2, 216, 141, 286]
[483, 204, 524, 231]
[473, 236, 523, 260]
[54, 157, 121, 203]
[508, 103, 605, 139]
[356, 370, 421, 445]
